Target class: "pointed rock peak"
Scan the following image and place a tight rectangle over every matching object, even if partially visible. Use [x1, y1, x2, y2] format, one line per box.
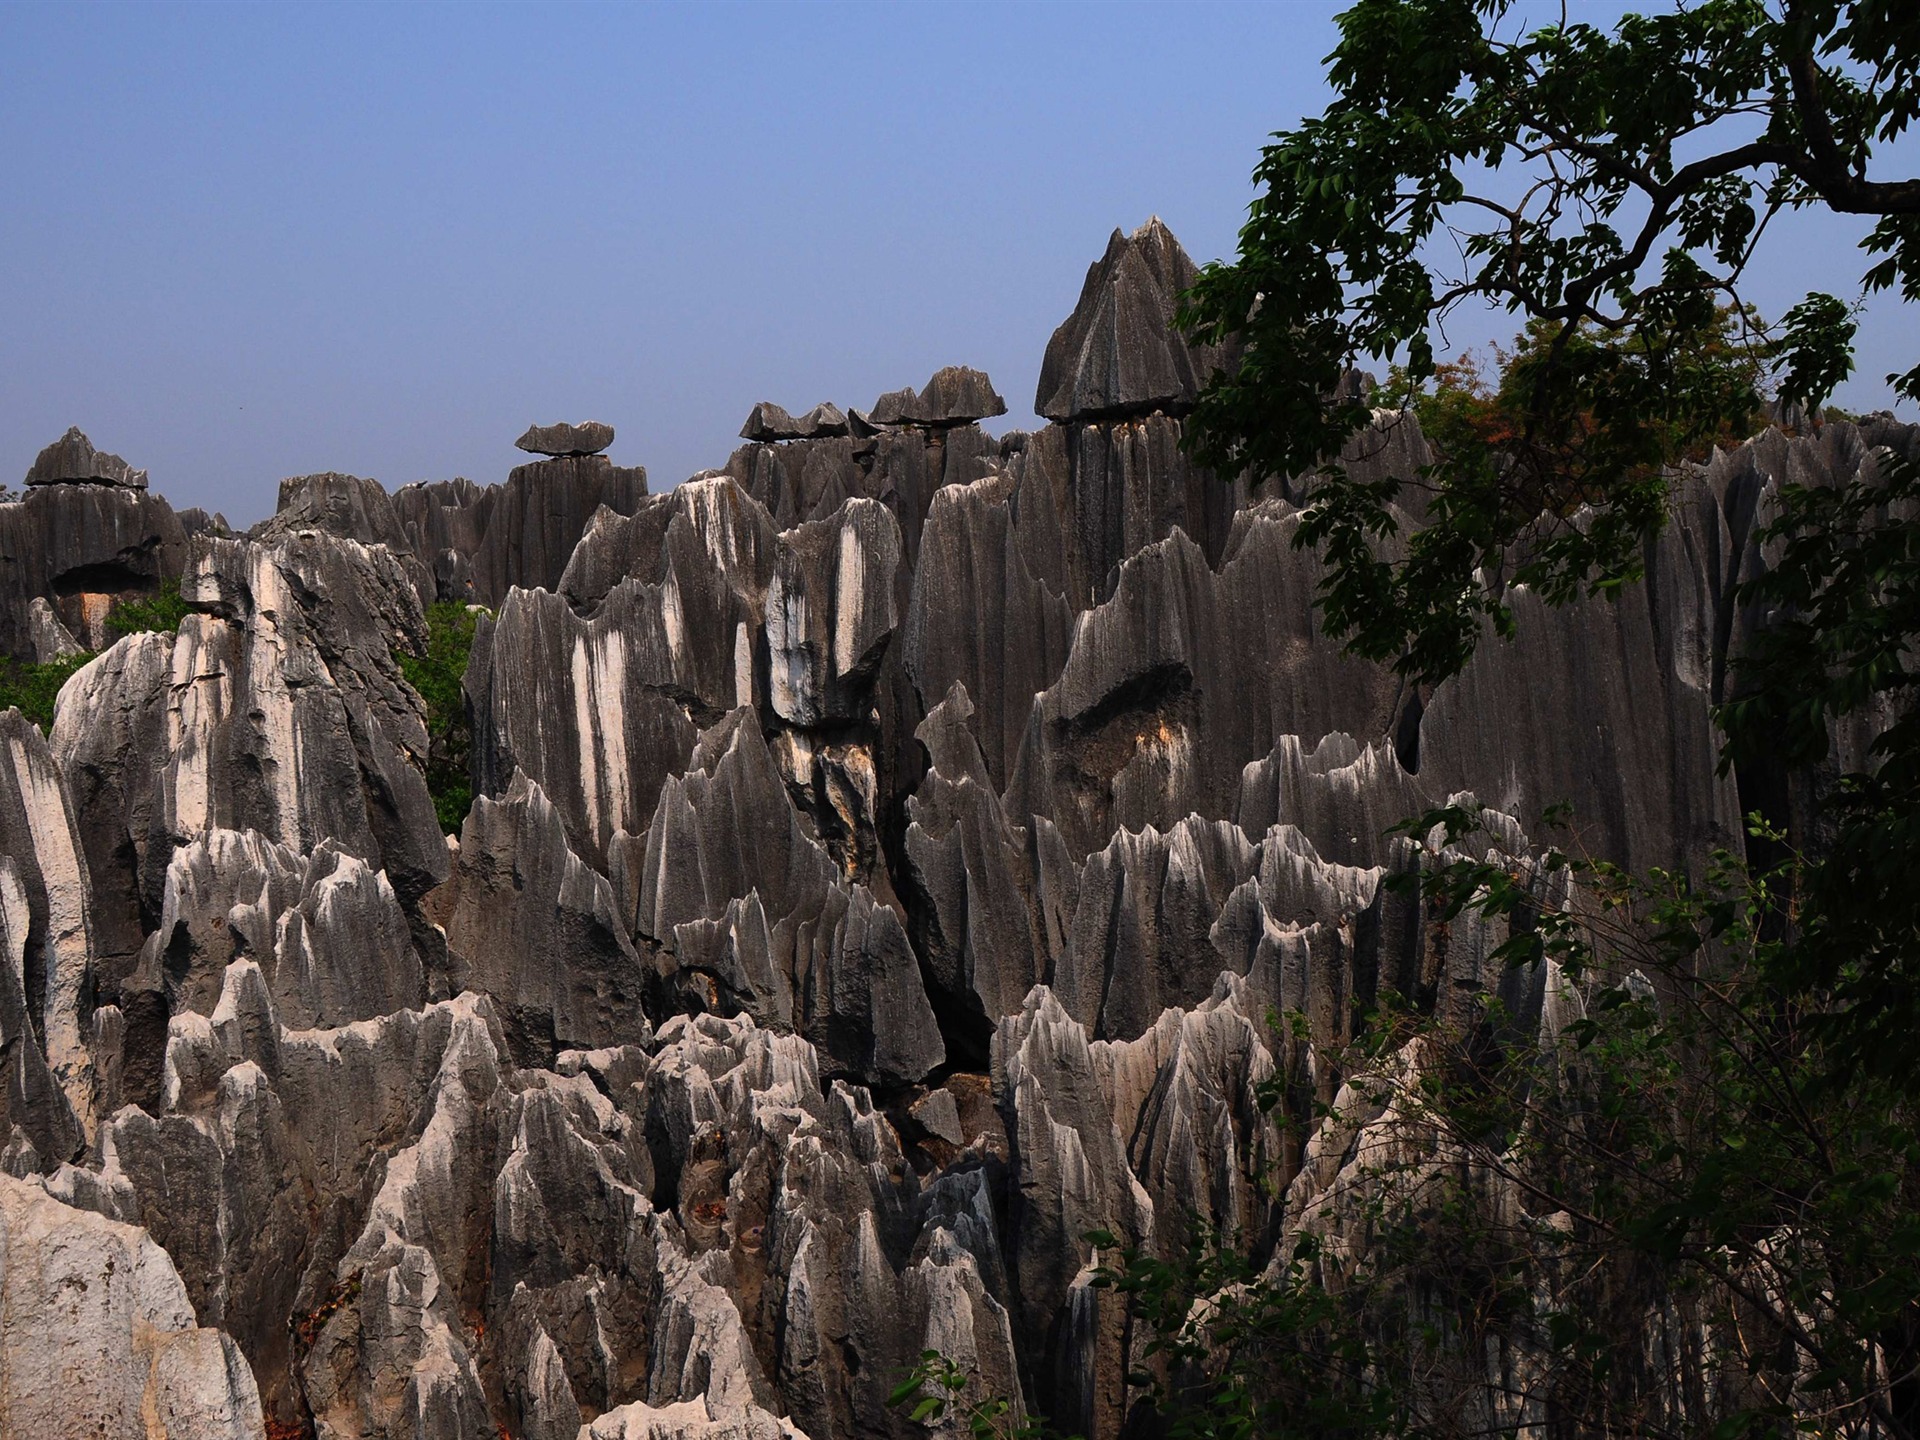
[515, 421, 615, 457]
[24, 426, 148, 490]
[740, 401, 798, 441]
[686, 705, 763, 776]
[867, 386, 919, 427]
[800, 401, 851, 436]
[1035, 218, 1235, 423]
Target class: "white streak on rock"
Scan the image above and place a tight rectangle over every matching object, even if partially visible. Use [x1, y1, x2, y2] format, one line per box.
[5, 731, 96, 1138]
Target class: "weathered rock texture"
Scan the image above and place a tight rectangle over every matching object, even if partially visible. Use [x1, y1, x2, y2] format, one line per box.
[518, 421, 617, 458]
[0, 1171, 267, 1438]
[0, 219, 1857, 1439]
[25, 425, 150, 489]
[0, 467, 189, 656]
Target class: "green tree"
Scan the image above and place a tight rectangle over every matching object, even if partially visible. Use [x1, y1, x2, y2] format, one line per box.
[1182, 0, 1920, 686]
[1181, 0, 1920, 1108]
[105, 579, 191, 638]
[398, 601, 479, 835]
[0, 651, 95, 732]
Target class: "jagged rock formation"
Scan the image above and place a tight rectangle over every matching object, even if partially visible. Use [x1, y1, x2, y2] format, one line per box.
[1035, 218, 1232, 424]
[1, 432, 189, 655]
[25, 425, 150, 489]
[741, 403, 850, 444]
[0, 219, 1874, 1438]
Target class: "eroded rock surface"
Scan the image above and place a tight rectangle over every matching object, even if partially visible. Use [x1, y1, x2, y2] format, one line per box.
[0, 479, 189, 655]
[517, 421, 617, 458]
[25, 425, 149, 489]
[0, 1171, 266, 1439]
[0, 219, 1868, 1440]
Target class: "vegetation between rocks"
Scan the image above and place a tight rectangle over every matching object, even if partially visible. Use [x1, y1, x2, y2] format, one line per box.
[0, 579, 192, 732]
[399, 600, 479, 835]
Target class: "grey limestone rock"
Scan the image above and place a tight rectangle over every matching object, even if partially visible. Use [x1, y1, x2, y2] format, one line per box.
[902, 685, 1076, 1052]
[0, 480, 188, 656]
[1053, 816, 1262, 1042]
[741, 402, 851, 444]
[798, 402, 850, 438]
[175, 505, 230, 538]
[1417, 568, 1742, 877]
[132, 827, 424, 1031]
[1090, 971, 1281, 1265]
[257, 470, 412, 551]
[23, 425, 149, 489]
[992, 986, 1153, 1429]
[766, 497, 902, 727]
[441, 771, 651, 1064]
[0, 859, 85, 1171]
[725, 439, 868, 533]
[559, 473, 779, 615]
[1005, 507, 1402, 858]
[868, 368, 1006, 429]
[516, 420, 616, 457]
[467, 578, 706, 866]
[905, 367, 1008, 427]
[901, 472, 1075, 789]
[1034, 219, 1234, 423]
[642, 710, 943, 1085]
[585, 1398, 809, 1439]
[50, 530, 447, 1084]
[0, 710, 98, 1142]
[479, 481, 905, 867]
[0, 216, 1887, 1440]
[26, 597, 83, 661]
[472, 478, 780, 863]
[470, 453, 649, 604]
[392, 475, 495, 601]
[742, 402, 804, 443]
[0, 1171, 267, 1439]
[1235, 731, 1431, 867]
[723, 419, 998, 574]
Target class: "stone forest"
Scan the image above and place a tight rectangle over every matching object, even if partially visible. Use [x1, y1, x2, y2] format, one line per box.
[0, 216, 1906, 1439]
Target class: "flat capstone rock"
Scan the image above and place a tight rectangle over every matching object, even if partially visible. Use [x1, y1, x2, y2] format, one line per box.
[740, 401, 852, 443]
[515, 421, 615, 458]
[866, 368, 1007, 429]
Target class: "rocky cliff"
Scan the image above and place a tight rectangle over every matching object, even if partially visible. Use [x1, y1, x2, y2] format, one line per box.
[0, 218, 1869, 1439]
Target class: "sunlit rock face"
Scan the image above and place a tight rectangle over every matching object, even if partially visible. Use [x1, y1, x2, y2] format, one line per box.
[0, 217, 1863, 1438]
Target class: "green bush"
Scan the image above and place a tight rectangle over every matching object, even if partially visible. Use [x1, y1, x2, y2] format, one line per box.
[105, 579, 192, 638]
[0, 651, 95, 733]
[399, 601, 479, 835]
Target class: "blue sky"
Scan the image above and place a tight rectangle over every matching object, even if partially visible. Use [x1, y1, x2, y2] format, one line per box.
[2, 2, 1913, 523]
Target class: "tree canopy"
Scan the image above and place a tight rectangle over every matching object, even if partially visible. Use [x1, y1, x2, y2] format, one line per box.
[1182, 0, 1920, 685]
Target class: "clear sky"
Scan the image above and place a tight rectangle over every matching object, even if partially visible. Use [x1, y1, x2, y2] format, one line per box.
[3, 1, 1913, 525]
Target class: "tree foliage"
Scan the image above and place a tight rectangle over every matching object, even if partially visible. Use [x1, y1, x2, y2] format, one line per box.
[104, 579, 191, 639]
[398, 601, 478, 835]
[1182, 0, 1920, 685]
[0, 651, 95, 733]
